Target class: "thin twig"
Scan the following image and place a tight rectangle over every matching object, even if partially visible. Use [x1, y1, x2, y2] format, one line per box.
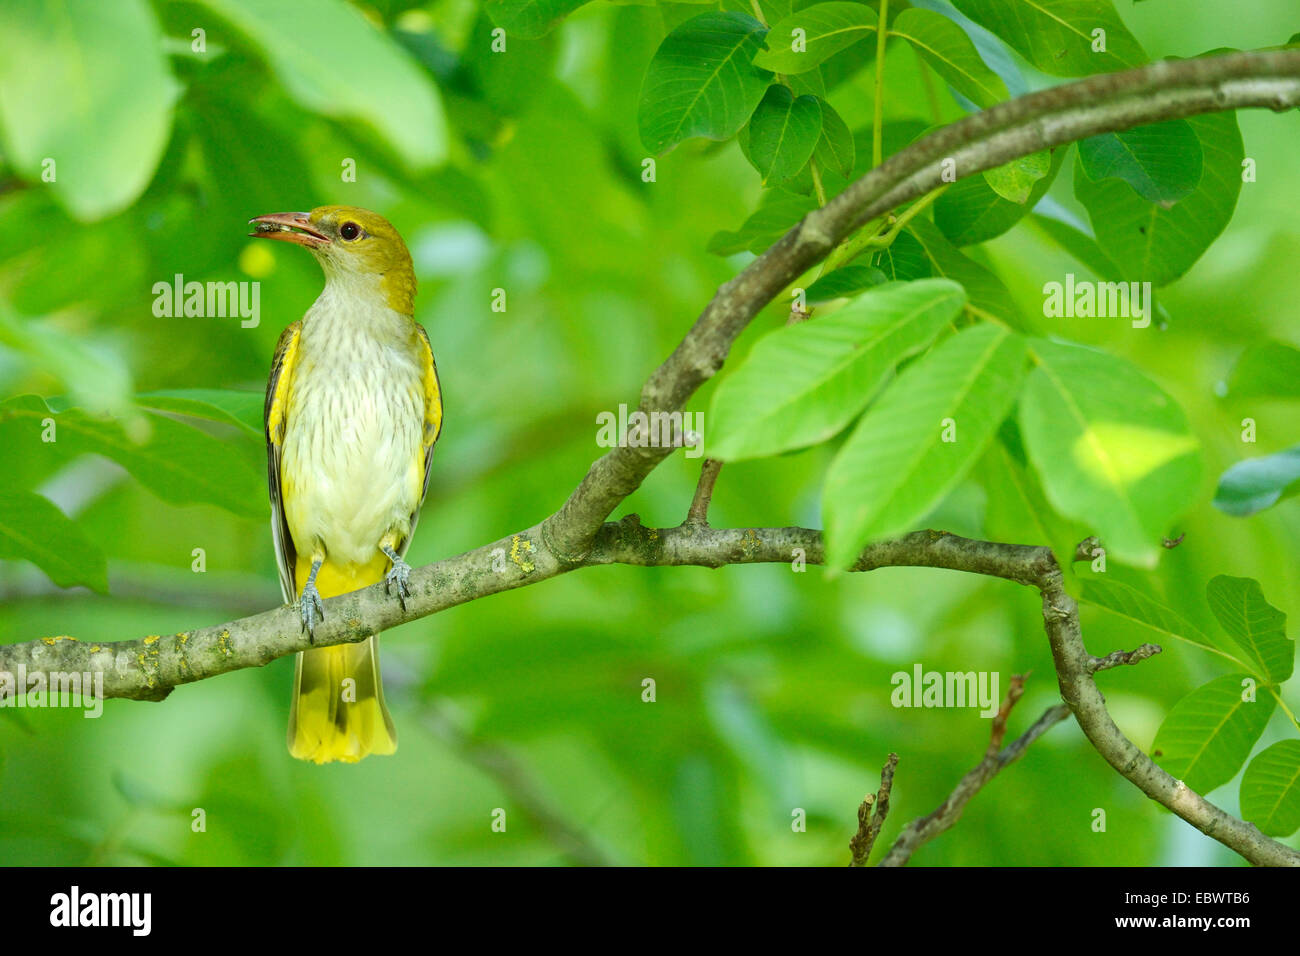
[849, 752, 899, 866]
[685, 458, 723, 526]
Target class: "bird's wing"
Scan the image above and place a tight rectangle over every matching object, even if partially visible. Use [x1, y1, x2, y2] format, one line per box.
[265, 320, 303, 603]
[401, 321, 443, 557]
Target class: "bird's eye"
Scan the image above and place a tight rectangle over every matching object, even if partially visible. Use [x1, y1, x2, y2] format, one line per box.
[340, 221, 362, 241]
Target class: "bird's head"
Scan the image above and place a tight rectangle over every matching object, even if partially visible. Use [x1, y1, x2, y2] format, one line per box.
[249, 205, 416, 314]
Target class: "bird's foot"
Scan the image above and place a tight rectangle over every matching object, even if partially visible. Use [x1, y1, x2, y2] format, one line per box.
[382, 547, 412, 611]
[298, 580, 325, 642]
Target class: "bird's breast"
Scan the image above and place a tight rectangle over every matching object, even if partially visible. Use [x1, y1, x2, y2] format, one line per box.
[279, 295, 426, 567]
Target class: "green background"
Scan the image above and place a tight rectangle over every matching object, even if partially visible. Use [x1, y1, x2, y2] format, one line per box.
[0, 0, 1297, 865]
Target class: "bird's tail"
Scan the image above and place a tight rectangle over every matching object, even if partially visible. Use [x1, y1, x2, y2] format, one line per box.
[287, 557, 397, 764]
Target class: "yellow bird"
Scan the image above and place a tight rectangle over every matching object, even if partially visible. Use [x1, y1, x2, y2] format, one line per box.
[250, 206, 442, 764]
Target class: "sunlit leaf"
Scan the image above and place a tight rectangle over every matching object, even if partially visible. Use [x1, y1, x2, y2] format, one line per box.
[982, 150, 1051, 205]
[1019, 340, 1200, 567]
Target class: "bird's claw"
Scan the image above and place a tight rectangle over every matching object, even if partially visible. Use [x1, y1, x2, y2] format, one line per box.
[298, 581, 325, 641]
[385, 556, 412, 611]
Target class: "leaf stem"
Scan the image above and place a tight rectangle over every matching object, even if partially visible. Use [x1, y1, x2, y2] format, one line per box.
[834, 183, 949, 267]
[810, 156, 828, 206]
[872, 0, 889, 168]
[1269, 686, 1300, 731]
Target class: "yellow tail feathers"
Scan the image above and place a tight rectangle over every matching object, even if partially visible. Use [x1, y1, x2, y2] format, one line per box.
[287, 556, 397, 764]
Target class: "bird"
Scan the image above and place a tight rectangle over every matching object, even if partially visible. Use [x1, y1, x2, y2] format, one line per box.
[250, 205, 442, 764]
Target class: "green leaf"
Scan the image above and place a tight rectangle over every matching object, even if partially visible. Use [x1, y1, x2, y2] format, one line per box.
[1241, 740, 1300, 837]
[823, 324, 1028, 569]
[1077, 120, 1203, 203]
[0, 0, 175, 220]
[1019, 341, 1200, 567]
[906, 219, 1022, 326]
[194, 0, 447, 169]
[936, 147, 1064, 246]
[980, 424, 1088, 571]
[638, 12, 773, 154]
[708, 191, 816, 256]
[135, 389, 265, 438]
[1078, 579, 1238, 663]
[890, 8, 1008, 109]
[746, 86, 823, 185]
[803, 265, 888, 303]
[1206, 576, 1294, 683]
[982, 150, 1051, 204]
[1213, 446, 1300, 518]
[709, 279, 966, 461]
[1074, 111, 1242, 285]
[813, 97, 855, 178]
[485, 0, 591, 38]
[0, 304, 135, 421]
[753, 2, 878, 74]
[1226, 341, 1300, 400]
[0, 491, 108, 593]
[0, 395, 265, 520]
[1152, 674, 1274, 794]
[952, 0, 1146, 77]
[1027, 212, 1123, 280]
[876, 230, 932, 281]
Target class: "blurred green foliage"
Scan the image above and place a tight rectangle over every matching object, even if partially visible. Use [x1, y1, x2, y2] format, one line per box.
[0, 0, 1298, 866]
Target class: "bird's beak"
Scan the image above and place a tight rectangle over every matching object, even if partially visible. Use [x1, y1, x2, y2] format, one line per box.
[248, 212, 330, 249]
